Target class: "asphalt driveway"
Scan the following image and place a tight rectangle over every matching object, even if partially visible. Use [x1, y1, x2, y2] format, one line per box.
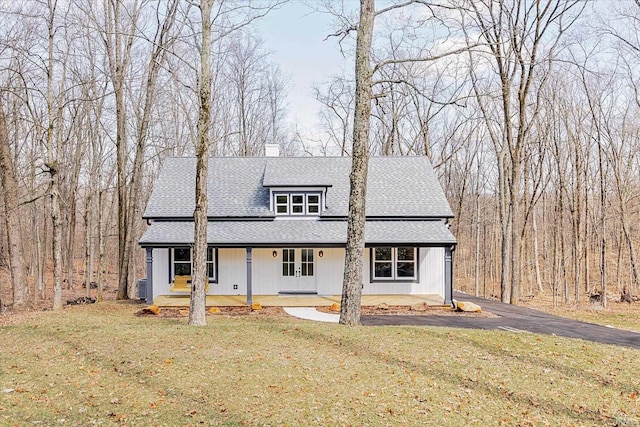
[361, 292, 640, 349]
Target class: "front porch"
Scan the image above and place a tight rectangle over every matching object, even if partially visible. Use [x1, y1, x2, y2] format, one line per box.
[151, 294, 446, 308]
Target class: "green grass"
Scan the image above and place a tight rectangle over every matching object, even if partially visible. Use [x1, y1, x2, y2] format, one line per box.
[1, 302, 639, 426]
[548, 309, 640, 333]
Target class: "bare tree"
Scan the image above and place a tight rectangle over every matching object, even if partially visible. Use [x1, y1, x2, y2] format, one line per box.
[189, 0, 214, 326]
[0, 95, 28, 309]
[462, 0, 583, 304]
[339, 0, 375, 326]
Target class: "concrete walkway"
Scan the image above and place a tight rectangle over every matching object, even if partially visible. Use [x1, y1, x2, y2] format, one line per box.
[361, 292, 640, 350]
[283, 307, 339, 323]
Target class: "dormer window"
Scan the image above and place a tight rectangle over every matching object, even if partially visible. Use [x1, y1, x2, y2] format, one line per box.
[274, 192, 322, 216]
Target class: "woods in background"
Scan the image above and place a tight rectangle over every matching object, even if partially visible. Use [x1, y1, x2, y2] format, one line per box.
[1, 0, 639, 310]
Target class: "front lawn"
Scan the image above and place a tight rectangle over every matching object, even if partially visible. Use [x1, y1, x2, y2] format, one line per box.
[1, 302, 638, 426]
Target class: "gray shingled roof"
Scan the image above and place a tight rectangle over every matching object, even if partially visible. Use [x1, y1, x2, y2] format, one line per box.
[142, 156, 454, 219]
[139, 220, 456, 247]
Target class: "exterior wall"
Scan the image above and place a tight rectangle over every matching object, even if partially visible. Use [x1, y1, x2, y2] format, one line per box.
[315, 248, 344, 295]
[362, 247, 444, 298]
[217, 248, 248, 295]
[150, 247, 248, 297]
[151, 248, 169, 302]
[251, 249, 280, 294]
[149, 246, 445, 299]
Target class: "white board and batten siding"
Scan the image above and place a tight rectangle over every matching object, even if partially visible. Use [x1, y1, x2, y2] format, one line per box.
[363, 247, 444, 296]
[149, 247, 446, 301]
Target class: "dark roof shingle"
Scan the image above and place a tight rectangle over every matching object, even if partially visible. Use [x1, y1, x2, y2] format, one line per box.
[139, 220, 456, 246]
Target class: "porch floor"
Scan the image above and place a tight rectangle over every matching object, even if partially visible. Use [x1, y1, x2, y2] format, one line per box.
[152, 294, 445, 308]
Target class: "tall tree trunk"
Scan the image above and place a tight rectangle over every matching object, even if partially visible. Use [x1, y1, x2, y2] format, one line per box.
[339, 0, 375, 326]
[189, 0, 214, 326]
[102, 0, 140, 300]
[45, 0, 63, 311]
[84, 189, 94, 298]
[97, 188, 106, 302]
[0, 96, 29, 309]
[532, 212, 543, 293]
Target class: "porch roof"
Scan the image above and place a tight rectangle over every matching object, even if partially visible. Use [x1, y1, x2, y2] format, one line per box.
[139, 219, 456, 247]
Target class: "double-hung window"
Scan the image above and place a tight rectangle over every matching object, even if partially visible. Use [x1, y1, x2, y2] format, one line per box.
[275, 195, 289, 214]
[171, 247, 217, 282]
[306, 194, 320, 214]
[371, 247, 417, 281]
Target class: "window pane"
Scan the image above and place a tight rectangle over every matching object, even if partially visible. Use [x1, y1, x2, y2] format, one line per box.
[292, 205, 303, 213]
[282, 263, 289, 276]
[207, 247, 214, 262]
[276, 195, 288, 204]
[292, 195, 303, 204]
[288, 264, 295, 276]
[305, 250, 313, 262]
[397, 262, 415, 277]
[301, 263, 307, 276]
[283, 249, 294, 262]
[277, 205, 288, 214]
[175, 263, 191, 276]
[207, 262, 214, 279]
[174, 248, 190, 262]
[307, 263, 314, 276]
[374, 262, 392, 278]
[308, 205, 319, 214]
[397, 247, 415, 261]
[374, 248, 392, 261]
[307, 195, 319, 204]
[301, 250, 307, 262]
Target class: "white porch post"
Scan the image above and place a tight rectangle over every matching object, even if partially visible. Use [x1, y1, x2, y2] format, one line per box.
[246, 247, 253, 305]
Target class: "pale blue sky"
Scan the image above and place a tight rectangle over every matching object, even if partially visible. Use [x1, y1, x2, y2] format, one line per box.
[256, 2, 354, 135]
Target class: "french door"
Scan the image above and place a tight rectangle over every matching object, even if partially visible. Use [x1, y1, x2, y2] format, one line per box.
[280, 248, 316, 293]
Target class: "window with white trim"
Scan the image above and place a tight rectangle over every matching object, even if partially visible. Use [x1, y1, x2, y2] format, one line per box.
[291, 194, 305, 215]
[371, 247, 416, 281]
[273, 192, 322, 216]
[275, 195, 289, 214]
[171, 247, 217, 282]
[306, 194, 320, 214]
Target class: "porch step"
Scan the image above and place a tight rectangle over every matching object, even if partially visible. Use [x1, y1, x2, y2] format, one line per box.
[278, 290, 318, 296]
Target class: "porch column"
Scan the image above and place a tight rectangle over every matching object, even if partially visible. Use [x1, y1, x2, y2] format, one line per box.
[246, 247, 253, 306]
[444, 245, 455, 306]
[145, 247, 153, 304]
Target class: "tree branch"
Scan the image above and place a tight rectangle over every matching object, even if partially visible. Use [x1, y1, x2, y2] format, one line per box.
[372, 43, 480, 75]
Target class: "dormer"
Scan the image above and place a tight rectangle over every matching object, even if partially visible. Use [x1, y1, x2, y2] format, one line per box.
[262, 159, 332, 217]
